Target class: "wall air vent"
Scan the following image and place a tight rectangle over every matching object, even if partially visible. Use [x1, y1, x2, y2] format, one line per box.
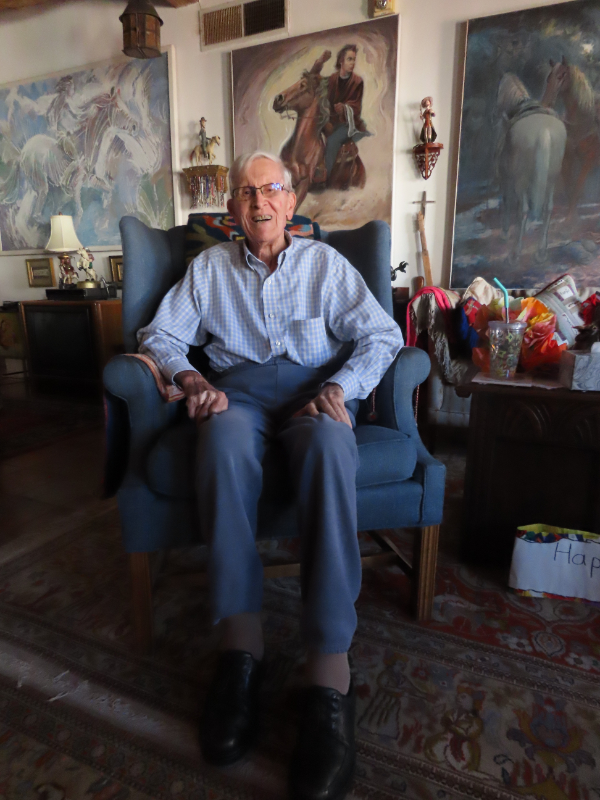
[200, 0, 287, 49]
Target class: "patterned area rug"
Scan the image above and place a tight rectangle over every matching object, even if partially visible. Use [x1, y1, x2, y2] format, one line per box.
[0, 394, 103, 460]
[0, 447, 599, 798]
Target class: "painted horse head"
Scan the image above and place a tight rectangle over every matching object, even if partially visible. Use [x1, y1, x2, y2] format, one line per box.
[542, 56, 595, 118]
[273, 70, 329, 130]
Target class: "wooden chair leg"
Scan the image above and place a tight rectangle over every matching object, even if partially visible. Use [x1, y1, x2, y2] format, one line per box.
[412, 525, 440, 622]
[130, 552, 153, 654]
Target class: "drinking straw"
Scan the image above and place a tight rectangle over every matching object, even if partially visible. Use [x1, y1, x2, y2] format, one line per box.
[494, 277, 510, 323]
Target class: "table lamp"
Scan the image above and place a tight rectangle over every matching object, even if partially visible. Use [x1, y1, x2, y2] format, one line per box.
[46, 213, 82, 287]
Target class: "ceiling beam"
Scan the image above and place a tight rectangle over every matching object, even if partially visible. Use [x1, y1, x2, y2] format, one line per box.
[0, 0, 198, 9]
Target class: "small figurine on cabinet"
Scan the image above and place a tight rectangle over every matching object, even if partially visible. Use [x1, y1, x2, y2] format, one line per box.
[58, 254, 78, 287]
[190, 117, 221, 166]
[419, 96, 437, 143]
[76, 247, 99, 283]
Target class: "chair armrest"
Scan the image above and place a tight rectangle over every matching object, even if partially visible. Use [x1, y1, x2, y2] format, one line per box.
[375, 346, 429, 434]
[375, 346, 445, 524]
[103, 355, 181, 495]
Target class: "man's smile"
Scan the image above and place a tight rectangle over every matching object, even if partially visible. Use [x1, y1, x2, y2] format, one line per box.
[252, 215, 272, 222]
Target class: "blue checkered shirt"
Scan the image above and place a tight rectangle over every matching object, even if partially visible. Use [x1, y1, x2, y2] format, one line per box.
[137, 235, 403, 401]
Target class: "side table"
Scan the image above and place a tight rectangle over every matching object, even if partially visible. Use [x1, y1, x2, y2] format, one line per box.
[457, 381, 600, 567]
[20, 299, 123, 390]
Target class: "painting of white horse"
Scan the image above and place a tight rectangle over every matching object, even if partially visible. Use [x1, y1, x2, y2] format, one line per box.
[452, 0, 600, 290]
[0, 52, 175, 250]
[496, 74, 566, 266]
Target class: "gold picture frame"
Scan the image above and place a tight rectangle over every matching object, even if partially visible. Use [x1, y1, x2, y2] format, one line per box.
[109, 256, 123, 287]
[26, 257, 55, 288]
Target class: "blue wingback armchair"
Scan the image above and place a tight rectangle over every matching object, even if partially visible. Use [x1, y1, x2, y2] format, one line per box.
[103, 215, 446, 651]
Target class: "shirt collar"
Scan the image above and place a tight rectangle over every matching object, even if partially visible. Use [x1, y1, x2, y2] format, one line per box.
[242, 230, 294, 271]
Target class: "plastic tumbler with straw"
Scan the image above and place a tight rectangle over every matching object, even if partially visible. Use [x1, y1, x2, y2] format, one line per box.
[488, 278, 526, 380]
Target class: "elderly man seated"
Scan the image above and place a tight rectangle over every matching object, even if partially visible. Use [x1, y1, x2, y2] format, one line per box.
[137, 151, 403, 800]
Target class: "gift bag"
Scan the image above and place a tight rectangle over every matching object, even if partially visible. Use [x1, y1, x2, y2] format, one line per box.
[509, 524, 600, 603]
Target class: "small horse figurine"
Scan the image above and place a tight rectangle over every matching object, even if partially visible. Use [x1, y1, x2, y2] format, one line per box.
[190, 135, 221, 167]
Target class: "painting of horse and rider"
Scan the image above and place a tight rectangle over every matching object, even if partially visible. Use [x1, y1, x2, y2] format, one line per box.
[452, 0, 600, 291]
[232, 17, 398, 231]
[0, 52, 175, 251]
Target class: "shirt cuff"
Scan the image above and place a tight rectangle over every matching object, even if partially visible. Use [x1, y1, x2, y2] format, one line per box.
[325, 370, 359, 401]
[165, 358, 200, 387]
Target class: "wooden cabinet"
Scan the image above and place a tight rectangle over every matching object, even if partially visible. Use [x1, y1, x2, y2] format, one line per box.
[459, 382, 600, 567]
[20, 300, 123, 387]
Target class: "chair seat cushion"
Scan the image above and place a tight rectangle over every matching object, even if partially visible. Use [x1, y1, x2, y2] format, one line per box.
[146, 422, 417, 500]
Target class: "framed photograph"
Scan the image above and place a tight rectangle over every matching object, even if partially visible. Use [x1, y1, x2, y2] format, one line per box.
[451, 0, 600, 291]
[109, 256, 123, 287]
[231, 16, 399, 230]
[0, 48, 176, 252]
[26, 257, 55, 288]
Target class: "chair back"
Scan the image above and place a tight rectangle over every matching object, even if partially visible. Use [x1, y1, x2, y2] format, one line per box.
[119, 215, 393, 354]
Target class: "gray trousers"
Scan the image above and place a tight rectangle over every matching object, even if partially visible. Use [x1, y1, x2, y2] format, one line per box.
[195, 359, 361, 654]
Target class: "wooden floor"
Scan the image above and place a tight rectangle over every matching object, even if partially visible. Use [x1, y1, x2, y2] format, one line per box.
[0, 375, 107, 551]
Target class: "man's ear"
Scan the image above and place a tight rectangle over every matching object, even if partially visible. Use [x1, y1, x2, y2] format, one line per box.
[286, 192, 297, 220]
[227, 198, 240, 224]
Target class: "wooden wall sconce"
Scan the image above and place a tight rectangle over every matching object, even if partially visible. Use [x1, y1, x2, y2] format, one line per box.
[413, 96, 443, 180]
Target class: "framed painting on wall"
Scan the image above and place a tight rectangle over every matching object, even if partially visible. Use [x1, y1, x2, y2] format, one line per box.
[451, 0, 600, 291]
[109, 255, 123, 287]
[26, 257, 55, 288]
[231, 16, 399, 230]
[0, 48, 176, 253]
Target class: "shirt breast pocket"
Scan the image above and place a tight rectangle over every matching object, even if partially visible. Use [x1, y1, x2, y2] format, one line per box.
[286, 317, 330, 367]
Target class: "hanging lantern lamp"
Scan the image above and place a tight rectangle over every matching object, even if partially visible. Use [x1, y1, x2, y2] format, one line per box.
[120, 0, 163, 59]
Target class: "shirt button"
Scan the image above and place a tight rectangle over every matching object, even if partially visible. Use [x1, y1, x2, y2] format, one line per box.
[269, 313, 275, 318]
[275, 341, 281, 346]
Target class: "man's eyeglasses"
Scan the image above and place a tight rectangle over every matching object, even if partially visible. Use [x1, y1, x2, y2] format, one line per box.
[232, 183, 289, 201]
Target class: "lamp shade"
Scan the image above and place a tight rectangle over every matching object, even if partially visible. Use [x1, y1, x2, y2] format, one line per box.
[46, 214, 82, 252]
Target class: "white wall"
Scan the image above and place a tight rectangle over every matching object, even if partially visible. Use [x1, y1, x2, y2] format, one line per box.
[0, 0, 575, 301]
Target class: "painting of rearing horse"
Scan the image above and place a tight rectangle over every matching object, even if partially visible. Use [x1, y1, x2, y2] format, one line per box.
[0, 54, 174, 250]
[272, 49, 367, 210]
[232, 17, 398, 230]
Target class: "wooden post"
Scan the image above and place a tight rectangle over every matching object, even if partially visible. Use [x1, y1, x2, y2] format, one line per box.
[130, 552, 153, 654]
[412, 525, 439, 621]
[416, 212, 434, 287]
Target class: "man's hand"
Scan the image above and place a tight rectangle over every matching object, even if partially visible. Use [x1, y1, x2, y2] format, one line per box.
[292, 383, 351, 428]
[334, 103, 345, 114]
[175, 370, 228, 424]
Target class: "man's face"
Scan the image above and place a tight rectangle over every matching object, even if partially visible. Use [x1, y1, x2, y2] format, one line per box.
[340, 51, 357, 77]
[227, 158, 296, 251]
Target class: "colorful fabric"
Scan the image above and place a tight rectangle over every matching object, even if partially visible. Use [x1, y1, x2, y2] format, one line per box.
[406, 286, 456, 347]
[138, 235, 403, 401]
[580, 291, 600, 325]
[185, 213, 319, 266]
[455, 297, 482, 355]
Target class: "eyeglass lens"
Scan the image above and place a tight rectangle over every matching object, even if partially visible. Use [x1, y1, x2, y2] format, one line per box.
[234, 183, 285, 200]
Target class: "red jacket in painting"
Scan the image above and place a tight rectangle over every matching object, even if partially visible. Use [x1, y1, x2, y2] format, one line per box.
[326, 72, 366, 133]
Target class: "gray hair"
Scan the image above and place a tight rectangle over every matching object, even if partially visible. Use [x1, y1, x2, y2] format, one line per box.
[229, 151, 293, 195]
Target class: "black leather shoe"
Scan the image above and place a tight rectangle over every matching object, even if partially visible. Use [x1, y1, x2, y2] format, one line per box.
[199, 650, 263, 766]
[288, 682, 356, 800]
